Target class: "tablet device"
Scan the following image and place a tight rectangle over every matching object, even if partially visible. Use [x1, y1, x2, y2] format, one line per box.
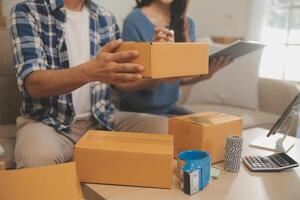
[209, 40, 265, 62]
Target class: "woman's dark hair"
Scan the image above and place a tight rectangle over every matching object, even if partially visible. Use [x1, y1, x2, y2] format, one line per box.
[136, 0, 190, 42]
[85, 0, 91, 8]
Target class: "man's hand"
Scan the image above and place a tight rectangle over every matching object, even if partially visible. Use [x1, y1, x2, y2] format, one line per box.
[154, 27, 175, 42]
[84, 39, 144, 84]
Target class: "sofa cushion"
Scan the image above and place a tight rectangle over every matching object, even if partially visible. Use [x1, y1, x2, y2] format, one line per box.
[0, 75, 21, 124]
[0, 29, 21, 125]
[0, 124, 17, 169]
[0, 31, 14, 75]
[182, 104, 279, 129]
[184, 43, 262, 110]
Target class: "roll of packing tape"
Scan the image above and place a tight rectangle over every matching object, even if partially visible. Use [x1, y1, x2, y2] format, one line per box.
[177, 150, 211, 195]
[224, 136, 243, 173]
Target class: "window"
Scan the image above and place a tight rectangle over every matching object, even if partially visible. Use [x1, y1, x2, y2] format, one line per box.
[259, 0, 300, 82]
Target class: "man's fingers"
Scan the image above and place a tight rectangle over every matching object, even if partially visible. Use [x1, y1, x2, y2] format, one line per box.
[113, 73, 143, 82]
[101, 39, 123, 53]
[111, 50, 139, 62]
[114, 63, 144, 73]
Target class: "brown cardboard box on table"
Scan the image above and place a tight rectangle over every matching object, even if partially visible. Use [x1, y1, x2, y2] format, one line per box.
[115, 42, 209, 78]
[169, 112, 243, 163]
[74, 131, 174, 189]
[0, 162, 83, 200]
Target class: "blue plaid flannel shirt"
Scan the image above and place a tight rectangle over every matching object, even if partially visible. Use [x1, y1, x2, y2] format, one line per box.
[9, 0, 120, 134]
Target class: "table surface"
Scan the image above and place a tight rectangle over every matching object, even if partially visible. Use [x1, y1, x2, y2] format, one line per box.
[83, 128, 300, 200]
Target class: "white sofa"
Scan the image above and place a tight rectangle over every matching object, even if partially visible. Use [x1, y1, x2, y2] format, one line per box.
[179, 77, 298, 130]
[177, 41, 299, 132]
[0, 29, 299, 169]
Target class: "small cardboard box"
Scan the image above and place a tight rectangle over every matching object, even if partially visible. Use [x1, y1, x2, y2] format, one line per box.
[74, 131, 174, 189]
[169, 112, 243, 163]
[115, 42, 209, 78]
[0, 162, 83, 200]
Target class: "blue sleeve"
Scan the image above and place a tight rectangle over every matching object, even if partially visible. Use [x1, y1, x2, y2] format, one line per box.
[122, 17, 143, 42]
[9, 3, 48, 96]
[188, 17, 197, 42]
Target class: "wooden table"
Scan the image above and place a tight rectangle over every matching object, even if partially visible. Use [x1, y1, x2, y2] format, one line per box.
[82, 128, 300, 200]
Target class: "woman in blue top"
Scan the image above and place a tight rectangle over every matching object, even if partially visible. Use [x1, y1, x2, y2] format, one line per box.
[116, 0, 232, 116]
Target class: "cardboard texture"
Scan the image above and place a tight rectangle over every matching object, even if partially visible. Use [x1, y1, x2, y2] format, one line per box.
[0, 162, 84, 200]
[169, 112, 243, 163]
[74, 131, 174, 189]
[116, 42, 209, 78]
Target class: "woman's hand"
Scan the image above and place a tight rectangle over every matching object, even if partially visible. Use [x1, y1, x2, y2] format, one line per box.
[207, 56, 233, 79]
[180, 56, 233, 85]
[154, 27, 175, 42]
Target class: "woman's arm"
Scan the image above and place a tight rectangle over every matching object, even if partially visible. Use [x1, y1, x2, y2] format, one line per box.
[25, 40, 144, 98]
[181, 56, 233, 85]
[180, 18, 233, 86]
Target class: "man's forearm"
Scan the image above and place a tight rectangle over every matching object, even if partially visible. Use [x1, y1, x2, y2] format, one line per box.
[25, 62, 91, 98]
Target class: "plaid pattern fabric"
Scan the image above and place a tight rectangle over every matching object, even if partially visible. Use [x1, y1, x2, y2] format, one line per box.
[9, 0, 120, 133]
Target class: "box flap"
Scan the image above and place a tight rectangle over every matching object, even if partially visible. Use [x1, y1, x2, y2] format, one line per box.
[75, 131, 173, 154]
[0, 162, 83, 200]
[172, 112, 242, 126]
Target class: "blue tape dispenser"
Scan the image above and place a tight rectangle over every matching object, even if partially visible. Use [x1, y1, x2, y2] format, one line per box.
[178, 150, 211, 195]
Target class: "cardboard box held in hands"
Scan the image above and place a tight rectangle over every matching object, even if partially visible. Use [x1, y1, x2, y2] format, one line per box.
[169, 112, 243, 163]
[115, 42, 209, 79]
[74, 131, 174, 189]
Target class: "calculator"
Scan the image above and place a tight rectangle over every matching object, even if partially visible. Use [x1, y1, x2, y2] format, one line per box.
[242, 153, 299, 172]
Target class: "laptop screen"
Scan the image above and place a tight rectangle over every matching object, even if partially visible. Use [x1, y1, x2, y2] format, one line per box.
[267, 93, 300, 137]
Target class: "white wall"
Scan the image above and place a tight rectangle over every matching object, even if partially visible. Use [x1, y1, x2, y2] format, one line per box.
[2, 0, 251, 38]
[189, 0, 251, 38]
[246, 0, 269, 41]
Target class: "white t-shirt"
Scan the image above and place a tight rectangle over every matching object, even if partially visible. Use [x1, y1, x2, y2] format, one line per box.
[64, 6, 92, 120]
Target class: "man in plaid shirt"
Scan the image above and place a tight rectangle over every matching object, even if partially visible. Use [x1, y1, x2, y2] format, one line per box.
[10, 0, 171, 168]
